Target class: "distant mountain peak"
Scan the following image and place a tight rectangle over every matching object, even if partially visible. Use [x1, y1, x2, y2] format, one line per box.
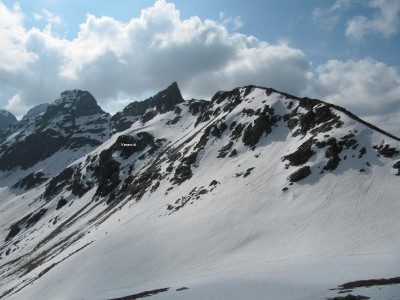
[0, 109, 17, 128]
[111, 82, 184, 131]
[22, 103, 49, 121]
[42, 90, 105, 121]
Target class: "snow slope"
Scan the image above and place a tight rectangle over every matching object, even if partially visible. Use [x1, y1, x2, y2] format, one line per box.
[0, 84, 399, 300]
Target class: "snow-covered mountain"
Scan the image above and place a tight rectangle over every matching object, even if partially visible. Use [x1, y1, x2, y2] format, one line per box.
[0, 83, 399, 300]
[21, 103, 49, 121]
[0, 110, 17, 129]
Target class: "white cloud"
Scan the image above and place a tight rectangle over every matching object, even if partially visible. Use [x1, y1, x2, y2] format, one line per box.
[0, 0, 310, 114]
[309, 58, 400, 116]
[0, 0, 399, 137]
[346, 0, 400, 40]
[0, 1, 37, 73]
[364, 112, 400, 137]
[312, 0, 350, 29]
[219, 11, 244, 31]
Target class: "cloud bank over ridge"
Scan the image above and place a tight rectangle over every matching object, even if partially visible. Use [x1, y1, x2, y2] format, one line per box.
[0, 0, 399, 135]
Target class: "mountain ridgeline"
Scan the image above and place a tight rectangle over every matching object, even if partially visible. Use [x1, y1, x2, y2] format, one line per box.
[0, 82, 399, 300]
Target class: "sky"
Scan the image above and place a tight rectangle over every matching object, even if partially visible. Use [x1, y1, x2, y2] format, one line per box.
[0, 0, 399, 136]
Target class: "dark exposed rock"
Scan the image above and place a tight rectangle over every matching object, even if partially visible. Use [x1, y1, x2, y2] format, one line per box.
[43, 168, 74, 200]
[108, 287, 170, 300]
[339, 276, 400, 290]
[111, 82, 184, 131]
[172, 151, 198, 185]
[94, 149, 121, 198]
[66, 137, 102, 150]
[114, 135, 139, 159]
[210, 122, 228, 138]
[194, 110, 212, 127]
[283, 138, 315, 166]
[56, 197, 68, 210]
[70, 168, 90, 197]
[375, 144, 399, 157]
[327, 295, 369, 300]
[12, 172, 47, 190]
[26, 209, 47, 228]
[288, 166, 311, 182]
[358, 147, 366, 158]
[166, 115, 181, 125]
[219, 141, 233, 152]
[242, 108, 255, 116]
[0, 131, 67, 171]
[6, 224, 21, 241]
[166, 187, 209, 213]
[41, 90, 104, 124]
[230, 122, 246, 140]
[217, 141, 233, 158]
[210, 180, 219, 186]
[323, 138, 342, 171]
[284, 102, 342, 137]
[324, 156, 341, 172]
[195, 127, 211, 150]
[243, 167, 255, 177]
[188, 100, 210, 115]
[141, 110, 157, 123]
[111, 132, 161, 160]
[242, 112, 279, 147]
[116, 82, 183, 118]
[392, 161, 400, 175]
[229, 149, 238, 157]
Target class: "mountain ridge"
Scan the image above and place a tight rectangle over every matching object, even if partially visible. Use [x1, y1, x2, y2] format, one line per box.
[0, 83, 399, 300]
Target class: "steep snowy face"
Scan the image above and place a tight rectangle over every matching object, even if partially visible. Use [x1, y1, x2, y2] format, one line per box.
[0, 110, 17, 129]
[0, 84, 399, 300]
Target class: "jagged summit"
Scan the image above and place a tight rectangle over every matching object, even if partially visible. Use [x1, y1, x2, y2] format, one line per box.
[0, 109, 17, 128]
[0, 90, 110, 172]
[43, 90, 105, 121]
[111, 82, 184, 131]
[120, 81, 183, 116]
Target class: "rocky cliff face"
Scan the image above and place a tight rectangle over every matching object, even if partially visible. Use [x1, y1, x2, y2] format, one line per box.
[0, 83, 399, 300]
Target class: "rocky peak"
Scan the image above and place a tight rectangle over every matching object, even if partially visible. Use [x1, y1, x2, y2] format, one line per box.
[41, 90, 105, 123]
[121, 82, 183, 117]
[22, 103, 49, 121]
[111, 82, 184, 131]
[0, 109, 17, 128]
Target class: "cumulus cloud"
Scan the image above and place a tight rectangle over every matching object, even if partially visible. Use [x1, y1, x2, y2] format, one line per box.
[346, 0, 400, 40]
[0, 2, 37, 73]
[0, 0, 312, 116]
[308, 58, 400, 116]
[0, 0, 399, 137]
